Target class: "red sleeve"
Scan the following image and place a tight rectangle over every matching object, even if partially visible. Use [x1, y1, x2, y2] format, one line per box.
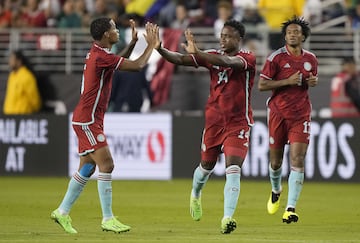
[97, 52, 123, 70]
[260, 57, 278, 80]
[238, 52, 256, 71]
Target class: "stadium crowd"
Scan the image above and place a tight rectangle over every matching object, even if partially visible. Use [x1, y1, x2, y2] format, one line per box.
[1, 0, 359, 115]
[0, 0, 356, 31]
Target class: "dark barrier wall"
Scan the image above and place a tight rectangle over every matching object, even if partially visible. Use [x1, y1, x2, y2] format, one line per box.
[0, 115, 68, 176]
[172, 116, 360, 182]
[0, 114, 359, 182]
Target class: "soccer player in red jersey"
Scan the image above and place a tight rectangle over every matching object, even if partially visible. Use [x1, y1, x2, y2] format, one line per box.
[51, 17, 159, 234]
[258, 16, 319, 223]
[155, 20, 256, 234]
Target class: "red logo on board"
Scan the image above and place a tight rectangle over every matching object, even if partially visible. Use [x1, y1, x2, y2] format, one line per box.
[147, 131, 165, 163]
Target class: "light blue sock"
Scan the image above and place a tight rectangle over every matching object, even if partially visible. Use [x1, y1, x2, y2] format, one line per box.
[269, 164, 282, 193]
[59, 172, 89, 214]
[224, 165, 241, 218]
[287, 169, 304, 209]
[191, 164, 212, 198]
[98, 172, 113, 220]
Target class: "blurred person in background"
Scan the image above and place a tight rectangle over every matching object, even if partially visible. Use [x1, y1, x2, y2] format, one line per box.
[39, 0, 61, 27]
[12, 0, 48, 27]
[347, 1, 360, 29]
[3, 50, 42, 114]
[330, 57, 360, 117]
[56, 0, 82, 28]
[302, 0, 322, 26]
[170, 2, 190, 29]
[89, 0, 111, 21]
[232, 0, 257, 21]
[157, 0, 177, 27]
[322, 0, 346, 27]
[50, 17, 158, 234]
[0, 0, 12, 28]
[155, 19, 256, 234]
[213, 0, 233, 39]
[109, 67, 151, 112]
[258, 16, 318, 224]
[109, 17, 152, 112]
[74, 0, 91, 27]
[241, 2, 265, 54]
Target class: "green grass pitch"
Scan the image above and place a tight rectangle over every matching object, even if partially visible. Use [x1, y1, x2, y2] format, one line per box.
[0, 177, 359, 243]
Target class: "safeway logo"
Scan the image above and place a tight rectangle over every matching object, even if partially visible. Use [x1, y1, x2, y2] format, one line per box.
[147, 131, 165, 163]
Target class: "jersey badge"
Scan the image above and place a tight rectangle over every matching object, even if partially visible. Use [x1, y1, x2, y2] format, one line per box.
[304, 62, 312, 71]
[97, 134, 105, 143]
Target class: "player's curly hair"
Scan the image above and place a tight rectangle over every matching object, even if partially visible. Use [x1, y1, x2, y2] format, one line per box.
[90, 17, 112, 41]
[281, 16, 311, 42]
[224, 19, 245, 38]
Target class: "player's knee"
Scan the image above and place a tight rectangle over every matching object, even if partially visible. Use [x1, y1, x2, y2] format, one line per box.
[291, 154, 306, 167]
[269, 158, 283, 170]
[200, 161, 216, 171]
[79, 163, 95, 177]
[99, 160, 114, 173]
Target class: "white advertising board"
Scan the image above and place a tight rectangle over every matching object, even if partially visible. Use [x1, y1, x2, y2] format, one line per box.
[69, 113, 172, 180]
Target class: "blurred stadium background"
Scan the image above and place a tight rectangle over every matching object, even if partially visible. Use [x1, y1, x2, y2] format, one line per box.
[0, 0, 359, 181]
[0, 1, 360, 242]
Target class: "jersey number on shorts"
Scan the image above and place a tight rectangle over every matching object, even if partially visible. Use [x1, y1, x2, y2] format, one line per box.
[303, 121, 311, 134]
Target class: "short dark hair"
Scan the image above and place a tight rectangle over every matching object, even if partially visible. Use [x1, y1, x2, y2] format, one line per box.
[90, 17, 112, 41]
[281, 16, 311, 41]
[12, 49, 34, 73]
[224, 19, 245, 38]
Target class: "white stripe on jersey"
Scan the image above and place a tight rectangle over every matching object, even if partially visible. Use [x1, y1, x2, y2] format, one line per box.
[245, 70, 254, 126]
[267, 47, 287, 62]
[238, 55, 247, 70]
[72, 69, 105, 126]
[91, 70, 105, 124]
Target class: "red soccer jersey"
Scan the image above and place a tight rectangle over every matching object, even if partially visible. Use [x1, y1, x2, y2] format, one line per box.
[72, 43, 124, 125]
[191, 49, 256, 126]
[260, 45, 318, 119]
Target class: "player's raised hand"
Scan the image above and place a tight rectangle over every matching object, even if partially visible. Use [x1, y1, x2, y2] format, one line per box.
[306, 72, 318, 87]
[144, 22, 159, 48]
[153, 23, 162, 51]
[129, 19, 138, 42]
[287, 71, 302, 86]
[181, 28, 199, 54]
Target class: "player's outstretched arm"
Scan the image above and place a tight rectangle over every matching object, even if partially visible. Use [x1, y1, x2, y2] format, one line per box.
[183, 29, 245, 69]
[118, 19, 138, 58]
[119, 22, 158, 71]
[154, 29, 197, 66]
